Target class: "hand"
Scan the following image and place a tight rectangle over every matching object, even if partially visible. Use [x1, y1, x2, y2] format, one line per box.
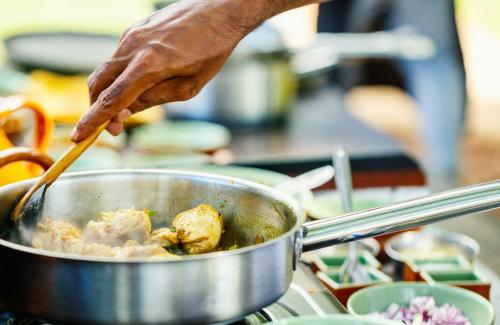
[71, 0, 322, 141]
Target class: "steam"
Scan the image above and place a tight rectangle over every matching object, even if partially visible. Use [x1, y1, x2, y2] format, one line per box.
[19, 223, 36, 245]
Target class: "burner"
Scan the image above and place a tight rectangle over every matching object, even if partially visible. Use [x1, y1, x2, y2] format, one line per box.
[0, 311, 271, 325]
[241, 310, 274, 324]
[214, 310, 273, 325]
[209, 309, 278, 325]
[0, 312, 52, 325]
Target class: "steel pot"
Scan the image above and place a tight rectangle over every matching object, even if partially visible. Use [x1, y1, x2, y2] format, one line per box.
[384, 230, 480, 278]
[166, 24, 435, 127]
[166, 24, 297, 127]
[0, 170, 497, 324]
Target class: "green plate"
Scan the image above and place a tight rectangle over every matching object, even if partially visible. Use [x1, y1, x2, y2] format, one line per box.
[309, 187, 429, 219]
[173, 165, 314, 213]
[123, 152, 211, 168]
[49, 146, 122, 172]
[0, 67, 27, 95]
[130, 121, 231, 153]
[266, 314, 398, 325]
[348, 282, 494, 325]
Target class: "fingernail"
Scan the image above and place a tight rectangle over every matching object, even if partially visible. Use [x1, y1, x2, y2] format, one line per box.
[70, 127, 78, 140]
[119, 109, 132, 122]
[107, 123, 123, 136]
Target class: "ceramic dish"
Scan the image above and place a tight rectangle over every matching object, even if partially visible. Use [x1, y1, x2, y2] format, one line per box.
[123, 152, 211, 169]
[317, 267, 392, 306]
[308, 187, 429, 219]
[403, 255, 471, 282]
[301, 238, 380, 264]
[420, 269, 491, 300]
[52, 124, 126, 150]
[347, 282, 494, 325]
[48, 146, 122, 171]
[130, 121, 231, 153]
[0, 67, 27, 95]
[311, 251, 381, 274]
[385, 230, 480, 263]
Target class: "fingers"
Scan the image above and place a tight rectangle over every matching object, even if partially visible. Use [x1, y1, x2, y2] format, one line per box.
[72, 54, 159, 142]
[127, 76, 205, 113]
[88, 17, 152, 104]
[106, 109, 132, 136]
[87, 56, 130, 104]
[87, 77, 202, 140]
[125, 52, 229, 112]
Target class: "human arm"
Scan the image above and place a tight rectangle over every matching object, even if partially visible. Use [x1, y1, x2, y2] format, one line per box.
[71, 0, 330, 141]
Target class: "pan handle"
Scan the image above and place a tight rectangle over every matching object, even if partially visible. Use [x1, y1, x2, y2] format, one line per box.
[0, 95, 53, 152]
[0, 147, 54, 170]
[300, 180, 500, 252]
[291, 31, 435, 78]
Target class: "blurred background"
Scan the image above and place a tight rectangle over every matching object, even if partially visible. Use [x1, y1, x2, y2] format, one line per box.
[272, 0, 500, 188]
[0, 0, 499, 267]
[1, 1, 500, 320]
[1, 0, 498, 185]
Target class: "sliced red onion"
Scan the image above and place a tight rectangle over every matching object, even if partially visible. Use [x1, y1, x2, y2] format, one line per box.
[367, 296, 471, 325]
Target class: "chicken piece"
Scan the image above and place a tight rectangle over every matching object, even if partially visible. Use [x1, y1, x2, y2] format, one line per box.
[145, 228, 179, 247]
[32, 217, 83, 254]
[31, 218, 115, 257]
[123, 240, 141, 247]
[83, 208, 152, 246]
[112, 240, 179, 259]
[172, 204, 224, 254]
[82, 243, 114, 257]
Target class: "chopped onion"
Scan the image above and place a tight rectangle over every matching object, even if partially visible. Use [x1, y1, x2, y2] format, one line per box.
[368, 296, 471, 325]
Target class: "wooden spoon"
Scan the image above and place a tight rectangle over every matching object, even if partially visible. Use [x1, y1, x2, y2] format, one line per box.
[11, 122, 109, 226]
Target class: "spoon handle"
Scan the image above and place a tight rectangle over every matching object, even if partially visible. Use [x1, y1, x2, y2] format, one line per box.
[332, 147, 353, 213]
[11, 122, 108, 221]
[43, 123, 109, 185]
[274, 165, 334, 194]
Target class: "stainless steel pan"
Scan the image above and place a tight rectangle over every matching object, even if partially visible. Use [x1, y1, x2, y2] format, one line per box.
[0, 170, 498, 324]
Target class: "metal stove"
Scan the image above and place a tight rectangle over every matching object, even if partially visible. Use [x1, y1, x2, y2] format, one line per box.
[0, 264, 344, 325]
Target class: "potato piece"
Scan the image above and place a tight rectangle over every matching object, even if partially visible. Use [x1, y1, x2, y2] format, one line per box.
[172, 204, 224, 254]
[145, 228, 179, 247]
[32, 218, 83, 254]
[83, 208, 151, 246]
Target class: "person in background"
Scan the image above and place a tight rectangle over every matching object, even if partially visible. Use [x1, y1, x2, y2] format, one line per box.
[318, 0, 466, 189]
[71, 0, 465, 189]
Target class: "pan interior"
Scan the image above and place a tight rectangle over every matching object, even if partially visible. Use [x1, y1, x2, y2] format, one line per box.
[0, 171, 299, 252]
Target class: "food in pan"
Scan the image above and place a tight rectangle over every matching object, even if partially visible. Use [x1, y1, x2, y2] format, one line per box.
[112, 240, 178, 259]
[172, 204, 223, 254]
[83, 208, 152, 246]
[32, 204, 225, 259]
[369, 296, 471, 325]
[32, 217, 84, 254]
[145, 227, 179, 248]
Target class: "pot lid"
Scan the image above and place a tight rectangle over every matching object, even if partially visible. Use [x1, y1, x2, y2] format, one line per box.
[4, 32, 119, 74]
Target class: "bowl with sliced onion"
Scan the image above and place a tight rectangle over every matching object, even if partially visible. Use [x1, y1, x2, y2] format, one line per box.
[347, 282, 494, 325]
